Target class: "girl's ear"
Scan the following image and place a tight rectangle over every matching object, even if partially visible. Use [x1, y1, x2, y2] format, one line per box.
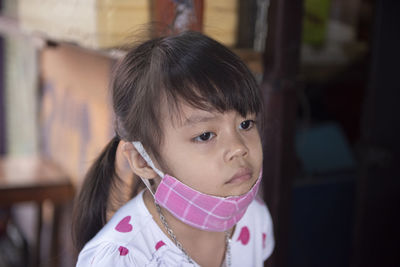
[121, 142, 158, 179]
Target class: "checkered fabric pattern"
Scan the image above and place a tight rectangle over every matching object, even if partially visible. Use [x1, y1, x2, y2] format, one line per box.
[155, 173, 262, 232]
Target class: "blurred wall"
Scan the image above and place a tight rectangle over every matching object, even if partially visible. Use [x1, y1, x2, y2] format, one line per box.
[40, 44, 114, 185]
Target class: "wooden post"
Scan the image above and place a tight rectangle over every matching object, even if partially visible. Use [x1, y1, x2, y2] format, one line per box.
[0, 36, 5, 155]
[352, 0, 400, 266]
[261, 1, 303, 266]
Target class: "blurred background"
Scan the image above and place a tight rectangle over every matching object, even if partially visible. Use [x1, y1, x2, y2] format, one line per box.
[0, 0, 398, 267]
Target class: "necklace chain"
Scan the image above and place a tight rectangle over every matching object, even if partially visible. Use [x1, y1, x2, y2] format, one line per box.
[155, 202, 231, 267]
[155, 202, 193, 263]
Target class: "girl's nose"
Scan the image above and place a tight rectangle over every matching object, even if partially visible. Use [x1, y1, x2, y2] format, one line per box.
[224, 133, 249, 162]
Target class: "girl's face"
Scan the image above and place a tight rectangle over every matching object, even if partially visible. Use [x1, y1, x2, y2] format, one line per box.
[157, 102, 263, 197]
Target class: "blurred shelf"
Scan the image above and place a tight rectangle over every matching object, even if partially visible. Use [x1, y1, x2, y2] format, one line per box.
[0, 14, 263, 76]
[0, 15, 24, 38]
[0, 14, 126, 60]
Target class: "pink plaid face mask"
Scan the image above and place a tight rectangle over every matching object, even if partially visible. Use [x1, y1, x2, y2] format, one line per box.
[132, 142, 262, 232]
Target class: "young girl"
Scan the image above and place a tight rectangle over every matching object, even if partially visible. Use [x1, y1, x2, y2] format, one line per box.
[74, 31, 274, 267]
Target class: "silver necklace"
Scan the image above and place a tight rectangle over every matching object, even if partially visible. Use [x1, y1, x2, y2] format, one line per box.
[155, 202, 231, 267]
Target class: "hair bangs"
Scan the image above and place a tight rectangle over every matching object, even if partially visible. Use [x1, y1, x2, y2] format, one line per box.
[157, 32, 262, 119]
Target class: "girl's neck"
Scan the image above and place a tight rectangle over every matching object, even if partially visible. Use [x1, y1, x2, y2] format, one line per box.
[143, 189, 231, 267]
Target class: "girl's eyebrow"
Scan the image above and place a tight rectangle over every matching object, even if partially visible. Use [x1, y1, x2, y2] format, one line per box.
[181, 114, 217, 127]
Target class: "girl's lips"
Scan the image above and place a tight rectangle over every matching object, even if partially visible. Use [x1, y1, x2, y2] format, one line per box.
[226, 168, 253, 184]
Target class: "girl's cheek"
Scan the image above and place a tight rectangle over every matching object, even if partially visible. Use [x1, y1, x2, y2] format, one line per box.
[250, 133, 263, 162]
[247, 129, 261, 145]
[191, 138, 219, 154]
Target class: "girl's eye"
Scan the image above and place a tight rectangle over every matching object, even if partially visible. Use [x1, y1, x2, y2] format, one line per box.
[239, 120, 255, 130]
[194, 132, 215, 142]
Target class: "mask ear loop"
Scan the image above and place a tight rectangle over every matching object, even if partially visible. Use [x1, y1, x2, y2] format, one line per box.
[132, 141, 165, 197]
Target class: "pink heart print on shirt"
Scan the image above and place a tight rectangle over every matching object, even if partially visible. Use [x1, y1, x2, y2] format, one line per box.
[115, 216, 133, 233]
[237, 226, 250, 245]
[155, 240, 166, 251]
[262, 233, 267, 249]
[118, 246, 129, 256]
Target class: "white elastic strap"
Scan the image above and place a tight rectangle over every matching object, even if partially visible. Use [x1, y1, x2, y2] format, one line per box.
[140, 178, 155, 197]
[132, 142, 165, 177]
[132, 141, 165, 197]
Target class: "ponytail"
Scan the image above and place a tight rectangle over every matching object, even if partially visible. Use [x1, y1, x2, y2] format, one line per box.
[72, 136, 120, 252]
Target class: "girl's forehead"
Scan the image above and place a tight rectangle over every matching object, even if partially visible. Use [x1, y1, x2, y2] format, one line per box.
[162, 101, 252, 130]
[163, 101, 219, 128]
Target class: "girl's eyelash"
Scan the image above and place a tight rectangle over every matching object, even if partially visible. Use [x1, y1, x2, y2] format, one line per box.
[192, 119, 257, 143]
[192, 132, 216, 143]
[240, 119, 257, 130]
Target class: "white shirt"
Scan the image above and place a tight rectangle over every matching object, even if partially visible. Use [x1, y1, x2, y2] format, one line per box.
[76, 190, 274, 267]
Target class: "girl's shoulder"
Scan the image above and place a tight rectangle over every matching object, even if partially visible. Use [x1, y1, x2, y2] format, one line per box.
[247, 195, 274, 223]
[76, 190, 156, 266]
[76, 190, 198, 267]
[229, 197, 275, 265]
[239, 195, 274, 230]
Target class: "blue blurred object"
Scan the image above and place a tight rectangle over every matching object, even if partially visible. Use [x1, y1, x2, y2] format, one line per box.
[296, 123, 356, 174]
[288, 122, 357, 267]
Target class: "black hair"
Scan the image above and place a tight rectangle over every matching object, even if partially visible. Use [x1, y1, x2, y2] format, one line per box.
[72, 31, 263, 251]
